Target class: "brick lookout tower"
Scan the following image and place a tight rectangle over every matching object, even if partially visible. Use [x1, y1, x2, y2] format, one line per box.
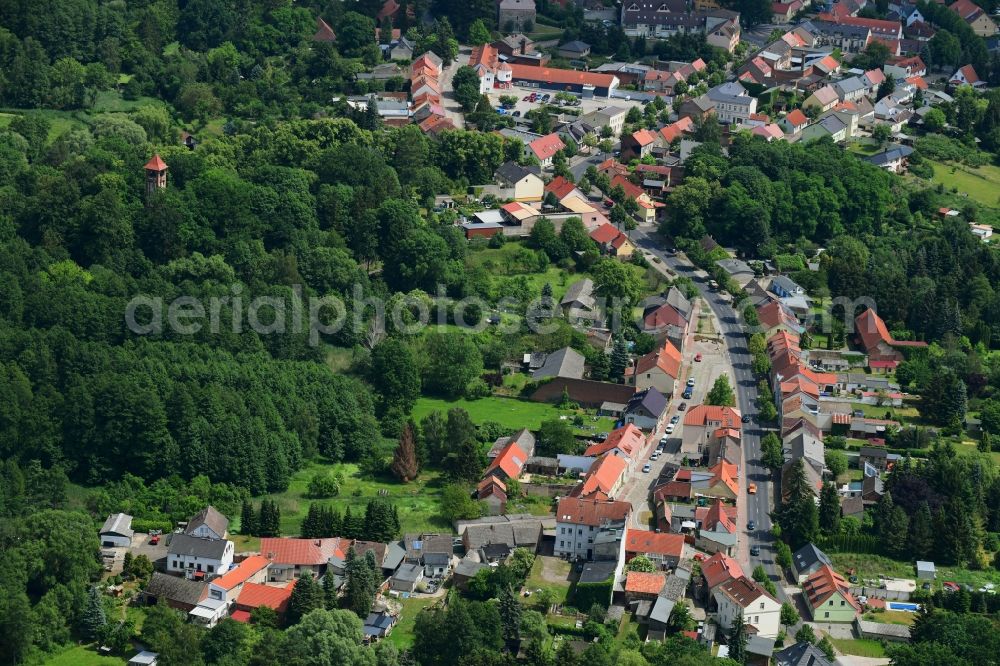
[144, 154, 168, 196]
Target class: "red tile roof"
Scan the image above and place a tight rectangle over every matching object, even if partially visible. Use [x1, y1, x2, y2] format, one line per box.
[571, 454, 627, 499]
[546, 175, 577, 199]
[708, 461, 739, 497]
[260, 538, 346, 566]
[702, 498, 736, 533]
[634, 340, 682, 379]
[625, 571, 667, 595]
[529, 133, 566, 161]
[906, 75, 928, 90]
[590, 222, 623, 245]
[470, 44, 499, 71]
[556, 496, 631, 526]
[230, 609, 252, 623]
[313, 17, 337, 42]
[953, 64, 981, 85]
[803, 564, 862, 612]
[757, 300, 799, 331]
[855, 309, 927, 351]
[632, 128, 658, 147]
[508, 64, 618, 89]
[211, 555, 270, 591]
[625, 528, 686, 559]
[585, 424, 645, 457]
[477, 475, 507, 494]
[718, 575, 778, 608]
[701, 552, 745, 588]
[144, 154, 167, 171]
[235, 581, 296, 614]
[864, 68, 886, 85]
[683, 405, 742, 428]
[485, 440, 528, 480]
[660, 117, 694, 143]
[643, 303, 686, 329]
[610, 174, 646, 201]
[653, 480, 692, 501]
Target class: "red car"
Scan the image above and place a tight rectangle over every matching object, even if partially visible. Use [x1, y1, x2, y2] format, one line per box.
[695, 353, 702, 362]
[149, 535, 160, 545]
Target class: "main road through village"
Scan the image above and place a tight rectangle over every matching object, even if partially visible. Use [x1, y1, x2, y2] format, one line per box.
[629, 227, 788, 603]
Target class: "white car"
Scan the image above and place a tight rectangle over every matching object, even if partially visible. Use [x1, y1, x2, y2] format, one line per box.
[664, 424, 675, 435]
[642, 464, 651, 473]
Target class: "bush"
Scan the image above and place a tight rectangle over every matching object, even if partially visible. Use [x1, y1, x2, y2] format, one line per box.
[307, 472, 340, 499]
[464, 377, 491, 399]
[131, 518, 174, 534]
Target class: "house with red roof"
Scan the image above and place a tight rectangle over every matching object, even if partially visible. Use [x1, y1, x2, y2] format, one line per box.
[757, 300, 804, 338]
[659, 117, 694, 145]
[508, 64, 620, 97]
[629, 340, 682, 397]
[751, 123, 785, 142]
[885, 55, 926, 78]
[610, 174, 662, 225]
[779, 108, 809, 135]
[545, 175, 580, 202]
[260, 537, 348, 581]
[950, 64, 986, 88]
[625, 571, 667, 601]
[484, 439, 528, 482]
[313, 16, 336, 43]
[585, 423, 645, 462]
[948, 0, 997, 36]
[234, 580, 296, 617]
[625, 528, 689, 569]
[570, 454, 628, 500]
[207, 555, 270, 604]
[700, 551, 745, 593]
[854, 308, 927, 368]
[697, 498, 739, 555]
[589, 222, 635, 258]
[802, 564, 861, 621]
[622, 128, 659, 161]
[528, 133, 566, 167]
[477, 475, 508, 515]
[772, 0, 803, 23]
[682, 405, 742, 456]
[554, 497, 631, 559]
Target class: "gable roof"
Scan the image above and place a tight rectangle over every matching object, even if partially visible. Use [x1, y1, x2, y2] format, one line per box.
[701, 551, 745, 588]
[855, 308, 927, 351]
[625, 528, 686, 559]
[546, 175, 578, 200]
[660, 117, 694, 143]
[495, 161, 537, 185]
[235, 581, 296, 613]
[810, 85, 839, 106]
[585, 423, 645, 457]
[260, 537, 347, 566]
[186, 506, 229, 537]
[702, 498, 736, 533]
[802, 564, 861, 612]
[101, 513, 133, 537]
[211, 555, 270, 591]
[146, 572, 207, 607]
[532, 346, 585, 380]
[313, 16, 337, 42]
[626, 387, 668, 419]
[643, 302, 686, 330]
[632, 128, 658, 147]
[168, 533, 231, 559]
[774, 642, 833, 666]
[529, 133, 566, 161]
[707, 461, 739, 497]
[684, 405, 742, 428]
[635, 340, 682, 379]
[792, 543, 832, 578]
[556, 497, 631, 527]
[717, 575, 778, 608]
[952, 64, 981, 84]
[572, 454, 628, 499]
[484, 440, 529, 480]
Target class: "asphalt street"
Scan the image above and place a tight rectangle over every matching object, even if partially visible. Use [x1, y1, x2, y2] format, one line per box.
[631, 228, 788, 601]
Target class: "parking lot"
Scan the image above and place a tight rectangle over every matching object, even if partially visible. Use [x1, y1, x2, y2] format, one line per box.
[101, 532, 170, 575]
[487, 85, 649, 126]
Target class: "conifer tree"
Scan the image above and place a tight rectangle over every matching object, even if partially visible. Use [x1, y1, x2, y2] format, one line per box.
[391, 422, 419, 482]
[499, 586, 522, 642]
[728, 611, 747, 664]
[301, 503, 320, 538]
[610, 337, 629, 382]
[241, 500, 257, 536]
[288, 572, 323, 624]
[81, 586, 107, 640]
[323, 570, 338, 610]
[818, 482, 841, 532]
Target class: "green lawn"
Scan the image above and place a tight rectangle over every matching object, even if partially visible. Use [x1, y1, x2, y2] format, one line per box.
[411, 395, 616, 435]
[850, 402, 920, 421]
[954, 439, 1000, 466]
[929, 160, 1000, 209]
[44, 645, 126, 666]
[829, 552, 1000, 590]
[863, 609, 916, 626]
[829, 638, 886, 658]
[254, 461, 449, 536]
[522, 556, 572, 606]
[387, 595, 439, 649]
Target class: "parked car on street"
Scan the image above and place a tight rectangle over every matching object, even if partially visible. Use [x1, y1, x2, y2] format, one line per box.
[695, 353, 702, 362]
[750, 545, 760, 556]
[642, 464, 651, 473]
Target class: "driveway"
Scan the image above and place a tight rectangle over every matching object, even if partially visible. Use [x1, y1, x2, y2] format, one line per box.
[437, 49, 469, 129]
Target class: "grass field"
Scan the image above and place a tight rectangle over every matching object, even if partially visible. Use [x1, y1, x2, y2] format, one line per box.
[254, 461, 449, 536]
[829, 552, 1000, 589]
[864, 609, 916, 626]
[387, 595, 439, 649]
[850, 401, 920, 421]
[954, 439, 1000, 466]
[523, 556, 572, 606]
[411, 395, 616, 435]
[929, 160, 1000, 209]
[44, 645, 126, 666]
[829, 638, 886, 658]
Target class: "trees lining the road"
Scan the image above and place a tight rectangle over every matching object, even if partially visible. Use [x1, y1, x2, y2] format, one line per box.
[705, 375, 736, 407]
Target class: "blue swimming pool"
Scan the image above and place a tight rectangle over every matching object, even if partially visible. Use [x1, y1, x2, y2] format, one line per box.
[887, 602, 920, 612]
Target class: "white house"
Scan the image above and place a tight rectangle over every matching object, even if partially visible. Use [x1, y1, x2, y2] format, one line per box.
[970, 223, 993, 240]
[189, 597, 228, 628]
[554, 497, 631, 560]
[100, 513, 134, 548]
[713, 576, 782, 638]
[167, 534, 234, 578]
[184, 506, 229, 541]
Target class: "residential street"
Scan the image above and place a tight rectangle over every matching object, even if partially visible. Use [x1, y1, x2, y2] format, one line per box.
[630, 227, 787, 602]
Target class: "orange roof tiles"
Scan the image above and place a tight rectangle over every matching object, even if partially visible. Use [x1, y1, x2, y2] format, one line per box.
[660, 117, 694, 143]
[701, 552, 745, 588]
[632, 128, 658, 147]
[611, 174, 646, 201]
[684, 405, 742, 428]
[718, 575, 777, 608]
[470, 44, 499, 70]
[757, 300, 799, 331]
[702, 498, 736, 533]
[708, 461, 739, 496]
[625, 528, 686, 559]
[477, 475, 507, 494]
[635, 341, 682, 379]
[803, 564, 862, 612]
[235, 581, 296, 614]
[144, 154, 168, 171]
[529, 133, 566, 161]
[556, 497, 631, 527]
[906, 75, 928, 90]
[572, 454, 628, 499]
[313, 17, 337, 42]
[545, 175, 576, 199]
[625, 571, 667, 595]
[508, 63, 618, 89]
[211, 555, 270, 591]
[485, 440, 528, 480]
[855, 309, 927, 351]
[585, 424, 645, 457]
[644, 303, 686, 329]
[260, 537, 346, 566]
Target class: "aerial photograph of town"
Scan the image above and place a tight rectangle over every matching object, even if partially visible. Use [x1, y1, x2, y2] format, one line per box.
[1, 0, 1000, 664]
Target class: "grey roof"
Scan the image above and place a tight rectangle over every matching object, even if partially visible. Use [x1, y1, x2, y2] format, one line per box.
[462, 520, 543, 550]
[167, 533, 231, 559]
[393, 563, 423, 582]
[579, 560, 617, 584]
[747, 635, 776, 658]
[792, 543, 832, 578]
[810, 20, 872, 39]
[144, 572, 207, 607]
[707, 82, 752, 106]
[770, 275, 802, 295]
[834, 76, 867, 96]
[785, 432, 825, 469]
[665, 286, 692, 320]
[495, 161, 538, 185]
[532, 346, 585, 380]
[404, 534, 452, 560]
[364, 611, 395, 637]
[841, 495, 864, 516]
[866, 144, 914, 167]
[661, 574, 687, 601]
[856, 619, 911, 639]
[561, 278, 596, 309]
[185, 506, 228, 537]
[383, 541, 406, 571]
[684, 95, 715, 113]
[649, 595, 675, 624]
[454, 556, 487, 579]
[862, 475, 884, 496]
[559, 40, 591, 53]
[626, 387, 667, 418]
[916, 560, 935, 572]
[818, 114, 848, 135]
[774, 641, 832, 666]
[859, 446, 888, 459]
[100, 513, 134, 538]
[715, 258, 754, 277]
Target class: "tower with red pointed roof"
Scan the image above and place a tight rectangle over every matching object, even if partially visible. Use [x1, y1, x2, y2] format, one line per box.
[144, 154, 168, 196]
